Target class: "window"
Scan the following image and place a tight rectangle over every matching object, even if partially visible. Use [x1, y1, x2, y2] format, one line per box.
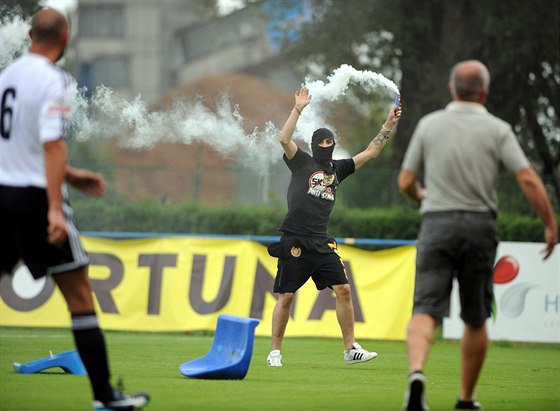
[79, 5, 124, 37]
[174, 5, 265, 64]
[93, 57, 129, 89]
[77, 57, 129, 96]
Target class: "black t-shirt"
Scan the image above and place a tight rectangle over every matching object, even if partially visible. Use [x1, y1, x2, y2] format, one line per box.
[279, 148, 355, 237]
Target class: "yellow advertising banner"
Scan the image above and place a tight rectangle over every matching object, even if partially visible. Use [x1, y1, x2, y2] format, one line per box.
[0, 237, 416, 340]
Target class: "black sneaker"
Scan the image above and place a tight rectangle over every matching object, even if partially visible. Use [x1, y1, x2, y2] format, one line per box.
[455, 399, 483, 410]
[403, 371, 428, 411]
[92, 390, 150, 410]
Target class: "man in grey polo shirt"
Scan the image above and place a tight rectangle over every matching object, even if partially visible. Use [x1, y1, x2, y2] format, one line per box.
[398, 60, 557, 411]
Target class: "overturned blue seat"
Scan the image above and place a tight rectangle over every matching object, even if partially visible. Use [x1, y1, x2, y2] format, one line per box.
[179, 314, 260, 380]
[13, 350, 86, 375]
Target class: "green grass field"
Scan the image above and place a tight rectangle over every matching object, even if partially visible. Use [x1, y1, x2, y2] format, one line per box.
[0, 327, 558, 411]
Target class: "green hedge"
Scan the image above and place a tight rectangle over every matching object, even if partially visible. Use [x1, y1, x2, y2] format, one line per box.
[73, 200, 557, 242]
[73, 201, 284, 235]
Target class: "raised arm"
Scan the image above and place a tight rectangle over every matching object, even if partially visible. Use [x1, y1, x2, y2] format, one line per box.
[279, 87, 312, 160]
[353, 100, 402, 170]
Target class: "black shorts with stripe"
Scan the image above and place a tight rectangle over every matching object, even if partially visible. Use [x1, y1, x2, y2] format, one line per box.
[268, 234, 349, 293]
[0, 185, 89, 279]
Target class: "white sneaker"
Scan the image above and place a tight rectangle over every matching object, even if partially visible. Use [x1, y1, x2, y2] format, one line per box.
[343, 342, 378, 365]
[92, 390, 150, 410]
[267, 350, 282, 367]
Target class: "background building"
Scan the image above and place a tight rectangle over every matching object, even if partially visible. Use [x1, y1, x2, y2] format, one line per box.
[75, 0, 300, 103]
[73, 0, 304, 206]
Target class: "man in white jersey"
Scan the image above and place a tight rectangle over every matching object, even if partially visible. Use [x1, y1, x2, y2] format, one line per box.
[0, 9, 149, 411]
[398, 60, 557, 411]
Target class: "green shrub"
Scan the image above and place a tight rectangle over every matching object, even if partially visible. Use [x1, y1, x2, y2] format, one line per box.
[72, 199, 557, 242]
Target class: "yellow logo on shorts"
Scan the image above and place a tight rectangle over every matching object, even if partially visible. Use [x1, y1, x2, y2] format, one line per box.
[290, 247, 301, 257]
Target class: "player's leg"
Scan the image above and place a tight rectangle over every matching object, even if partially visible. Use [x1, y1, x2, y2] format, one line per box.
[268, 242, 311, 366]
[266, 293, 294, 367]
[404, 314, 436, 411]
[405, 212, 457, 411]
[54, 268, 115, 404]
[56, 268, 150, 409]
[11, 186, 149, 409]
[267, 292, 293, 366]
[271, 292, 294, 351]
[460, 324, 488, 402]
[408, 216, 455, 374]
[312, 246, 355, 349]
[331, 282, 377, 365]
[331, 283, 354, 349]
[455, 212, 496, 409]
[406, 313, 437, 373]
[315, 252, 377, 365]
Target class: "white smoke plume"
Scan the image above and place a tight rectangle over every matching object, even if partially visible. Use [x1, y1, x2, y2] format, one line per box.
[1, 15, 400, 171]
[297, 64, 400, 144]
[0, 13, 30, 70]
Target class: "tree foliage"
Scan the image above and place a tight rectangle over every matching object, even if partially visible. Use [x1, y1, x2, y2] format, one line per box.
[268, 0, 560, 204]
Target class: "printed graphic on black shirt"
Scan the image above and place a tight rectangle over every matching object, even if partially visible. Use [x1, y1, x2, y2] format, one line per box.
[307, 171, 336, 201]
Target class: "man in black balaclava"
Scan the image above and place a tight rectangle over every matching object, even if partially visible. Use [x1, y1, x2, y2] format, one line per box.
[311, 128, 336, 168]
[266, 86, 402, 368]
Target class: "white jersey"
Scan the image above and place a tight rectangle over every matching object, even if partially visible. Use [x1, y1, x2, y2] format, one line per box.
[0, 53, 75, 188]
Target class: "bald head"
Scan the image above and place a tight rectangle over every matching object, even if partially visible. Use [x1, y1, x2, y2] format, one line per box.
[449, 60, 490, 102]
[30, 8, 68, 46]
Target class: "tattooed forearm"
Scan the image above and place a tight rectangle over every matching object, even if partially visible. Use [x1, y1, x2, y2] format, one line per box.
[372, 131, 389, 146]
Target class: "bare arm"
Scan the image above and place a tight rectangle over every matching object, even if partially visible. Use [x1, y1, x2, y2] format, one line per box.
[398, 169, 426, 206]
[353, 102, 403, 170]
[66, 166, 106, 196]
[516, 167, 558, 259]
[279, 87, 312, 160]
[44, 139, 68, 245]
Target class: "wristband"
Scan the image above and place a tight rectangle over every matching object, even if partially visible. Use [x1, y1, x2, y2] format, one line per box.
[382, 125, 392, 134]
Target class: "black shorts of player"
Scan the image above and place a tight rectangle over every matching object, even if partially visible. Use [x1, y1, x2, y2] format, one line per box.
[0, 185, 89, 279]
[413, 210, 498, 327]
[268, 233, 348, 293]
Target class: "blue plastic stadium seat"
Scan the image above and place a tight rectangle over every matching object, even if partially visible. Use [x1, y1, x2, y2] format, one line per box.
[13, 350, 87, 375]
[179, 314, 260, 380]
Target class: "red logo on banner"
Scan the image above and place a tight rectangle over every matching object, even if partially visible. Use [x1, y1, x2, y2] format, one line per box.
[493, 255, 519, 284]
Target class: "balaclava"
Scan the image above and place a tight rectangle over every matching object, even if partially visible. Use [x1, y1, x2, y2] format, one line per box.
[311, 128, 335, 165]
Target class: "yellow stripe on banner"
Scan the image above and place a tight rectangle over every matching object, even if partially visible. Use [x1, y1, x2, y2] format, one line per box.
[0, 237, 416, 340]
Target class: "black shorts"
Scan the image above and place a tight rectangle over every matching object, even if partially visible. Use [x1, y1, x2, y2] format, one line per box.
[268, 234, 348, 293]
[0, 185, 89, 279]
[413, 211, 498, 326]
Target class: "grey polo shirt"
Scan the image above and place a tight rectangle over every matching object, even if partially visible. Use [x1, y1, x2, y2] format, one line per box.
[401, 101, 530, 214]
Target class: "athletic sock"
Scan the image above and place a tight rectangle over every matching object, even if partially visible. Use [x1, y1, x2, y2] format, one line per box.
[71, 312, 114, 403]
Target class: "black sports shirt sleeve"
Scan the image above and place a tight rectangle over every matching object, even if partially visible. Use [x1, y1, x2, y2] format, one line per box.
[283, 148, 310, 172]
[333, 158, 355, 183]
